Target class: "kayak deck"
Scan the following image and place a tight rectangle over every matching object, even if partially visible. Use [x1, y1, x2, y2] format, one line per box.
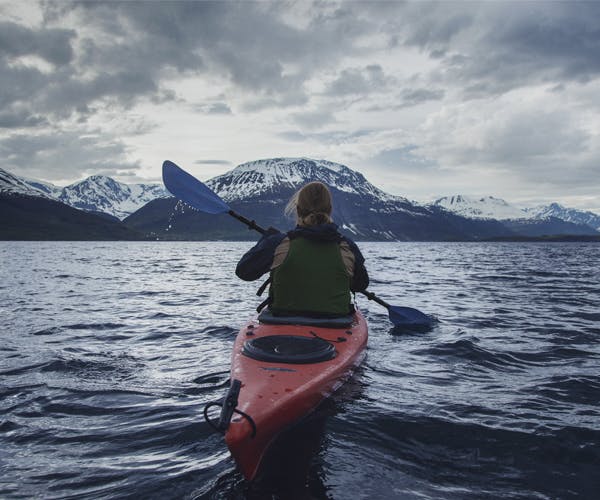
[224, 310, 368, 480]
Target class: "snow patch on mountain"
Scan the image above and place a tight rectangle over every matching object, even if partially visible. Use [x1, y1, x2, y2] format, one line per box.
[0, 168, 56, 199]
[206, 157, 406, 204]
[20, 177, 63, 198]
[432, 195, 534, 220]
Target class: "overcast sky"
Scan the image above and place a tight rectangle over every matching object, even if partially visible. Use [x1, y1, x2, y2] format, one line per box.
[1, 1, 599, 211]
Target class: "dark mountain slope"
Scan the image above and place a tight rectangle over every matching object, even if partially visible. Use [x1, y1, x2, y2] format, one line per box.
[0, 193, 143, 240]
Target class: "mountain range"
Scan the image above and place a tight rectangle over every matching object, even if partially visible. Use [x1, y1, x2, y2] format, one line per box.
[1, 160, 599, 241]
[1, 169, 170, 220]
[0, 169, 143, 240]
[433, 195, 600, 231]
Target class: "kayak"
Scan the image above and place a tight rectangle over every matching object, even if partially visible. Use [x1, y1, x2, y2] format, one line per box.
[205, 309, 368, 481]
[227, 309, 368, 480]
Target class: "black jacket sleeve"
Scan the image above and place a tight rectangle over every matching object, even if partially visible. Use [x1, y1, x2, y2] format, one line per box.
[235, 230, 286, 281]
[344, 238, 369, 292]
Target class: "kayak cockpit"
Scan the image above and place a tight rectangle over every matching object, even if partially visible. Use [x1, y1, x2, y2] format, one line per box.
[257, 309, 355, 328]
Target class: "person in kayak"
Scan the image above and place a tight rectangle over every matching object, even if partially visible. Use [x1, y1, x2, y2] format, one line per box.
[236, 181, 369, 317]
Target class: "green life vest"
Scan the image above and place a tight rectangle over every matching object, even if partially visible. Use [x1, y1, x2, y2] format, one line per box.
[270, 237, 351, 316]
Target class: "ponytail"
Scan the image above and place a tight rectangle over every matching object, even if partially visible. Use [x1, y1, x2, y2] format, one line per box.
[285, 182, 333, 227]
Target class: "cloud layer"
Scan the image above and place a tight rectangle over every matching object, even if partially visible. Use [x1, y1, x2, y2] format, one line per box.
[1, 1, 599, 210]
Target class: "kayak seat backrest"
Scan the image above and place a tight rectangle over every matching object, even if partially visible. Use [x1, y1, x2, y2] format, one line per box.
[258, 309, 353, 328]
[243, 335, 336, 364]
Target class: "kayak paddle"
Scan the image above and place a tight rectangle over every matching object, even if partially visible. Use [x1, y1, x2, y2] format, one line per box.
[162, 160, 266, 233]
[360, 290, 433, 328]
[162, 160, 435, 328]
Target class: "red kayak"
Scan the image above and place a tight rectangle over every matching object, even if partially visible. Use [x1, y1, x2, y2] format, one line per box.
[205, 309, 368, 480]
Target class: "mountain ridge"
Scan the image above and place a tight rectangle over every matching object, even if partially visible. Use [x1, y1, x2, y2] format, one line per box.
[124, 159, 597, 241]
[0, 191, 143, 240]
[431, 193, 600, 232]
[525, 202, 600, 231]
[58, 175, 170, 220]
[0, 168, 169, 220]
[2, 162, 599, 240]
[207, 157, 405, 204]
[431, 194, 532, 220]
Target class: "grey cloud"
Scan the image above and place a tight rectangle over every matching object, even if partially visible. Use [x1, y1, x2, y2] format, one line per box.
[404, 10, 472, 48]
[0, 21, 75, 66]
[44, 69, 160, 113]
[76, 29, 205, 76]
[278, 130, 307, 142]
[290, 109, 336, 129]
[429, 49, 447, 59]
[0, 60, 48, 108]
[0, 61, 165, 124]
[277, 127, 378, 145]
[369, 146, 438, 172]
[0, 109, 48, 128]
[365, 87, 444, 111]
[240, 90, 309, 112]
[423, 105, 596, 192]
[3, 1, 376, 125]
[67, 1, 373, 99]
[396, 2, 600, 96]
[488, 4, 600, 81]
[195, 103, 232, 115]
[7, 1, 600, 121]
[0, 130, 140, 180]
[2, 4, 208, 124]
[71, 3, 293, 85]
[489, 111, 588, 163]
[400, 88, 445, 106]
[325, 65, 392, 96]
[320, 2, 600, 99]
[194, 160, 232, 166]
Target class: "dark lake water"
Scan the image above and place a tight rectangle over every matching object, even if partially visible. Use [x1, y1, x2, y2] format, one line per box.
[1, 241, 599, 499]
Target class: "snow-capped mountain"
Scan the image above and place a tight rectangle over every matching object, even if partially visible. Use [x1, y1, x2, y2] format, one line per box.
[20, 177, 63, 198]
[206, 157, 404, 204]
[4, 161, 599, 240]
[432, 195, 533, 220]
[526, 203, 600, 231]
[128, 158, 516, 241]
[432, 194, 600, 233]
[1, 168, 144, 240]
[59, 175, 169, 220]
[205, 157, 438, 239]
[0, 168, 56, 199]
[0, 168, 169, 220]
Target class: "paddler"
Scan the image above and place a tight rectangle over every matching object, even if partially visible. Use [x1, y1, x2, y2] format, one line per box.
[236, 181, 369, 317]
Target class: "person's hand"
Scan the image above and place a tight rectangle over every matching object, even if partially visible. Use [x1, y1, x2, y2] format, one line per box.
[265, 226, 281, 236]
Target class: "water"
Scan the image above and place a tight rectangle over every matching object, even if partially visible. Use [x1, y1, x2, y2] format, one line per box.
[1, 241, 599, 499]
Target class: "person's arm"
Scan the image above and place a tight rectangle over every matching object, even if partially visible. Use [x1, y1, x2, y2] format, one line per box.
[345, 239, 369, 292]
[235, 229, 286, 281]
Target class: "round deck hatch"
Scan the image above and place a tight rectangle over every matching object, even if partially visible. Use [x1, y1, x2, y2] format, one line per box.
[242, 335, 335, 364]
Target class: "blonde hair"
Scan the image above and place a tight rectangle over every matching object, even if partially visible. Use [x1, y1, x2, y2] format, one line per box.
[285, 182, 333, 226]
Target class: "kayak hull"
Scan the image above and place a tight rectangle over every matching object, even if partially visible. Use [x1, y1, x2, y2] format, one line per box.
[224, 310, 368, 480]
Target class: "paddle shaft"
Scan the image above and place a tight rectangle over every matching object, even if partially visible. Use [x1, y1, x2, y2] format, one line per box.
[228, 210, 267, 235]
[360, 289, 391, 309]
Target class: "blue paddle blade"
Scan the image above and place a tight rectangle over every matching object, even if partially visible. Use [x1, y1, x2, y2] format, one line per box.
[162, 160, 230, 214]
[389, 305, 434, 328]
